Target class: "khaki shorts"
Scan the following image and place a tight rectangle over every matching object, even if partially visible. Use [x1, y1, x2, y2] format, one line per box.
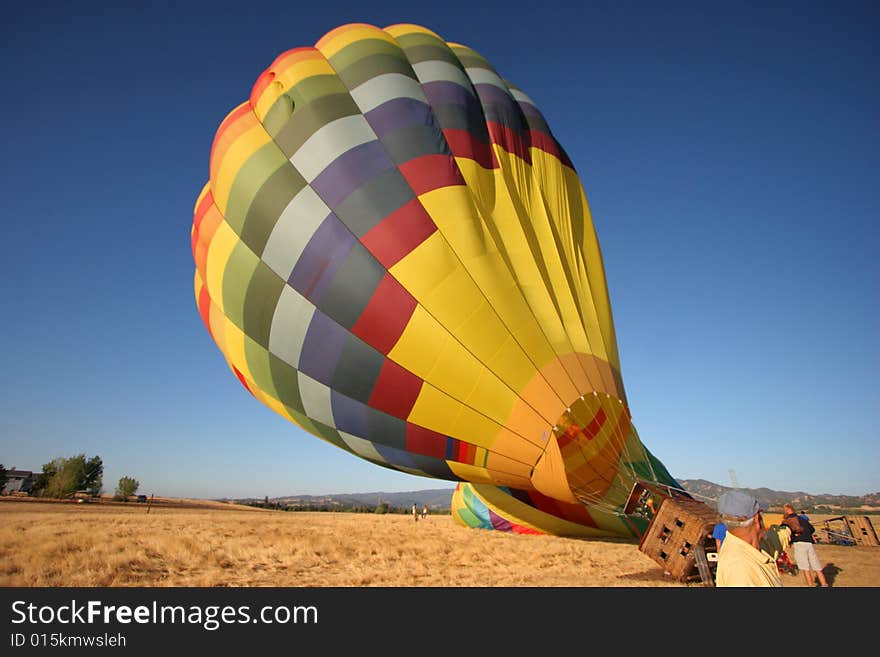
[793, 541, 822, 571]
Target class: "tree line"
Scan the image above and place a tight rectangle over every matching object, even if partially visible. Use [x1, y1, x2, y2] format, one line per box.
[1, 455, 140, 501]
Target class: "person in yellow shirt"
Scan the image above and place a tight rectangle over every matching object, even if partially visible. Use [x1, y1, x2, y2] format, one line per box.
[715, 491, 783, 587]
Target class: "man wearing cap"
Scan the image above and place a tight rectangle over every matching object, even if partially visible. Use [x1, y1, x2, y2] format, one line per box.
[715, 491, 783, 587]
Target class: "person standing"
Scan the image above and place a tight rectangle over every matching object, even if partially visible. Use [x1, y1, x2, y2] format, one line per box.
[782, 503, 829, 587]
[412, 502, 418, 522]
[421, 505, 428, 520]
[714, 491, 782, 587]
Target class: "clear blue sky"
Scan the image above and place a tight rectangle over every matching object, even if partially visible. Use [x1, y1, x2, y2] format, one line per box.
[1, 1, 876, 499]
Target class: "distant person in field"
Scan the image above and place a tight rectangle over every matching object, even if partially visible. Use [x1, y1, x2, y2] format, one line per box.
[421, 505, 427, 520]
[412, 502, 418, 522]
[714, 491, 782, 587]
[782, 503, 829, 587]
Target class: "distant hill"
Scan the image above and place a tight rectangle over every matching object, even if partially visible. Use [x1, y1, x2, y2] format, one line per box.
[677, 479, 880, 512]
[227, 481, 879, 513]
[230, 488, 457, 511]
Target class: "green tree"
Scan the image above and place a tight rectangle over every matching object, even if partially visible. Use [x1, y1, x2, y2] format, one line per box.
[36, 454, 103, 498]
[115, 476, 140, 500]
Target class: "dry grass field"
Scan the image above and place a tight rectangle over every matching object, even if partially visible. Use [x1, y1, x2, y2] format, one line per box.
[2, 498, 878, 587]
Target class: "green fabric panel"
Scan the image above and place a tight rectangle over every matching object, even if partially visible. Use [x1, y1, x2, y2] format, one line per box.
[336, 53, 417, 90]
[328, 37, 407, 72]
[401, 44, 463, 68]
[243, 336, 276, 400]
[262, 94, 295, 138]
[274, 92, 361, 156]
[450, 46, 494, 71]
[286, 406, 318, 436]
[455, 508, 483, 528]
[224, 142, 289, 236]
[242, 162, 306, 257]
[286, 75, 350, 111]
[243, 260, 285, 350]
[310, 419, 347, 450]
[221, 241, 259, 331]
[269, 352, 305, 414]
[331, 334, 385, 404]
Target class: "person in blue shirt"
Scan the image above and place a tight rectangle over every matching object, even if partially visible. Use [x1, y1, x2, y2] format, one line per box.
[712, 522, 727, 551]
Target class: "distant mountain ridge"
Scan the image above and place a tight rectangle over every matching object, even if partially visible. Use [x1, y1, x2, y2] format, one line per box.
[228, 481, 879, 512]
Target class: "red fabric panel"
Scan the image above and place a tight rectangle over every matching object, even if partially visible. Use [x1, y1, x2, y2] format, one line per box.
[368, 359, 422, 420]
[350, 273, 417, 354]
[405, 424, 448, 459]
[361, 198, 437, 269]
[398, 154, 466, 196]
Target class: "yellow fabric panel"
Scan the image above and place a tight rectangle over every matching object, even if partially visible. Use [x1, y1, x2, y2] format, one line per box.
[454, 303, 534, 390]
[531, 435, 578, 503]
[520, 368, 568, 423]
[528, 149, 613, 366]
[207, 297, 227, 355]
[466, 368, 543, 440]
[258, 389, 298, 427]
[388, 270, 541, 430]
[566, 175, 621, 373]
[389, 306, 482, 404]
[211, 117, 272, 216]
[315, 23, 398, 57]
[254, 55, 334, 119]
[558, 353, 592, 392]
[488, 427, 544, 464]
[384, 23, 443, 40]
[220, 316, 252, 384]
[389, 231, 457, 301]
[407, 385, 497, 449]
[495, 148, 597, 359]
[465, 161, 573, 356]
[483, 451, 535, 480]
[418, 185, 559, 402]
[204, 221, 238, 315]
[575, 353, 617, 398]
[446, 462, 496, 485]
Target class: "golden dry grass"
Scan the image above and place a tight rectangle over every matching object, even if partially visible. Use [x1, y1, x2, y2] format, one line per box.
[2, 500, 878, 587]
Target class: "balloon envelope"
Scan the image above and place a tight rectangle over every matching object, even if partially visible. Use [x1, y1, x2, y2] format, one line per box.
[192, 23, 682, 536]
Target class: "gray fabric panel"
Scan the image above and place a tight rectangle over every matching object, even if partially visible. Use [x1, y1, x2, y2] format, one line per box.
[365, 407, 407, 450]
[333, 168, 414, 237]
[337, 54, 418, 90]
[241, 162, 306, 257]
[274, 93, 361, 155]
[381, 123, 449, 164]
[330, 335, 385, 404]
[317, 242, 385, 328]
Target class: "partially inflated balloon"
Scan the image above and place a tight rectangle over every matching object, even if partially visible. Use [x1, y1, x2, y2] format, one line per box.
[192, 23, 681, 537]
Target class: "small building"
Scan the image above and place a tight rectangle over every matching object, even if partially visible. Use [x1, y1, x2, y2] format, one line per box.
[1, 468, 37, 496]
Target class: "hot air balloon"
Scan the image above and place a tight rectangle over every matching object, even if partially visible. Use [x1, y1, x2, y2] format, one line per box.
[191, 22, 685, 538]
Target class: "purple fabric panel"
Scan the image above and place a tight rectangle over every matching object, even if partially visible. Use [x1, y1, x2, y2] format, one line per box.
[516, 100, 543, 119]
[311, 140, 394, 209]
[330, 390, 369, 437]
[422, 80, 476, 108]
[473, 82, 515, 106]
[365, 97, 435, 137]
[489, 509, 514, 532]
[298, 311, 346, 384]
[288, 214, 354, 303]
